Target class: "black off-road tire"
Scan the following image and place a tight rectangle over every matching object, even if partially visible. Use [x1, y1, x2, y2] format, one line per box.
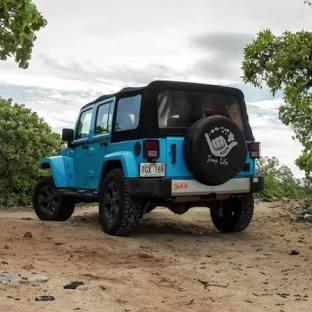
[144, 201, 157, 214]
[33, 177, 75, 221]
[99, 169, 143, 236]
[210, 194, 254, 233]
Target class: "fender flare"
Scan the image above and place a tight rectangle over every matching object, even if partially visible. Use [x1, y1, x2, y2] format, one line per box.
[40, 156, 75, 188]
[102, 151, 138, 178]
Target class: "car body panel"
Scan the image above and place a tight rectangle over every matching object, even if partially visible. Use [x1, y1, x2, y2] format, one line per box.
[45, 136, 256, 190]
[40, 156, 75, 188]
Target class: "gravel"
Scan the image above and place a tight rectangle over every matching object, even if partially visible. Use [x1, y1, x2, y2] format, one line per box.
[0, 272, 22, 285]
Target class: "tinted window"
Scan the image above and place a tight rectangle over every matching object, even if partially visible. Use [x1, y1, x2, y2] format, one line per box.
[115, 95, 141, 131]
[76, 109, 92, 139]
[95, 102, 112, 135]
[158, 90, 244, 131]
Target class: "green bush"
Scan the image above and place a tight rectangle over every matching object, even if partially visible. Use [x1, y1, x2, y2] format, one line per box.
[0, 98, 63, 206]
[256, 157, 307, 201]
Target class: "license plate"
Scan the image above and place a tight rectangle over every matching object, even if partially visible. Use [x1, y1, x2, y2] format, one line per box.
[140, 163, 165, 177]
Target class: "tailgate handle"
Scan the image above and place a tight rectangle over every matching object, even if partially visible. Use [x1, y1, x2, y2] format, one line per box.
[171, 144, 176, 165]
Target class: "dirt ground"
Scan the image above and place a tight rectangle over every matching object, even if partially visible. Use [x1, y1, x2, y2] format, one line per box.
[0, 201, 311, 312]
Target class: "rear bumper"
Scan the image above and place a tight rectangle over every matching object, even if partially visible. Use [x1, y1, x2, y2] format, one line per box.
[126, 177, 264, 198]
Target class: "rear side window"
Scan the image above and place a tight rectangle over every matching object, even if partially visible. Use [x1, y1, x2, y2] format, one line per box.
[76, 109, 92, 139]
[115, 95, 141, 131]
[95, 101, 113, 135]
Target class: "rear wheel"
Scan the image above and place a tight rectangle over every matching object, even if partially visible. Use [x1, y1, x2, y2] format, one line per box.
[33, 177, 75, 221]
[210, 194, 254, 233]
[99, 169, 143, 236]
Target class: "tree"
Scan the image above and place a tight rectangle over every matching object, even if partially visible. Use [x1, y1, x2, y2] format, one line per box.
[256, 156, 306, 200]
[0, 98, 63, 206]
[0, 0, 46, 68]
[242, 30, 312, 182]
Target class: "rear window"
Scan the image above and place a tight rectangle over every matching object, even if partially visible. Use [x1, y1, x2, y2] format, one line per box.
[158, 90, 244, 131]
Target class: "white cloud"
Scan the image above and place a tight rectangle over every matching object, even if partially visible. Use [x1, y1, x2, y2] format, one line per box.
[247, 99, 304, 177]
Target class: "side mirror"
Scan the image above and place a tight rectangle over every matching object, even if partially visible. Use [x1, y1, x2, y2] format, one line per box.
[62, 128, 74, 146]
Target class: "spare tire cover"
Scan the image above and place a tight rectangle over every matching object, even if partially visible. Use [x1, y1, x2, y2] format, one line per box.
[184, 115, 247, 185]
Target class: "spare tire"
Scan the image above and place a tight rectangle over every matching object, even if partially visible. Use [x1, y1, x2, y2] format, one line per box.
[184, 115, 247, 185]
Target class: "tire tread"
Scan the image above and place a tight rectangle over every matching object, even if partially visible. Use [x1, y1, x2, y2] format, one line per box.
[99, 169, 142, 236]
[210, 194, 254, 233]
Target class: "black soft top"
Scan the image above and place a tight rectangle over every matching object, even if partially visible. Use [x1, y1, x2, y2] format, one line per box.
[82, 80, 245, 109]
[81, 80, 254, 141]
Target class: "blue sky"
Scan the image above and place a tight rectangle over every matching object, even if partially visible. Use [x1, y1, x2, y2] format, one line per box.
[0, 0, 309, 176]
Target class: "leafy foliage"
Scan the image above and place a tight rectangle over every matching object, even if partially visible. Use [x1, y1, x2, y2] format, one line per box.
[0, 98, 63, 206]
[242, 30, 312, 182]
[0, 0, 46, 68]
[256, 157, 306, 201]
[305, 0, 312, 8]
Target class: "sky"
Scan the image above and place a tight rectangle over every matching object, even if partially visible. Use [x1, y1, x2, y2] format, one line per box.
[0, 0, 310, 177]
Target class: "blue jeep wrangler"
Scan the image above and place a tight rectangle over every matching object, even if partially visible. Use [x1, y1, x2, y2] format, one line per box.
[33, 81, 263, 235]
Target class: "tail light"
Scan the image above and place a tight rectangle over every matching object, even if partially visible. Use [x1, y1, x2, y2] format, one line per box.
[204, 108, 218, 117]
[248, 142, 261, 158]
[144, 140, 160, 160]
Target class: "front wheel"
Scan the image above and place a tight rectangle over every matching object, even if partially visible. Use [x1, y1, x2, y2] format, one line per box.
[99, 169, 143, 236]
[210, 194, 254, 233]
[33, 177, 75, 221]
